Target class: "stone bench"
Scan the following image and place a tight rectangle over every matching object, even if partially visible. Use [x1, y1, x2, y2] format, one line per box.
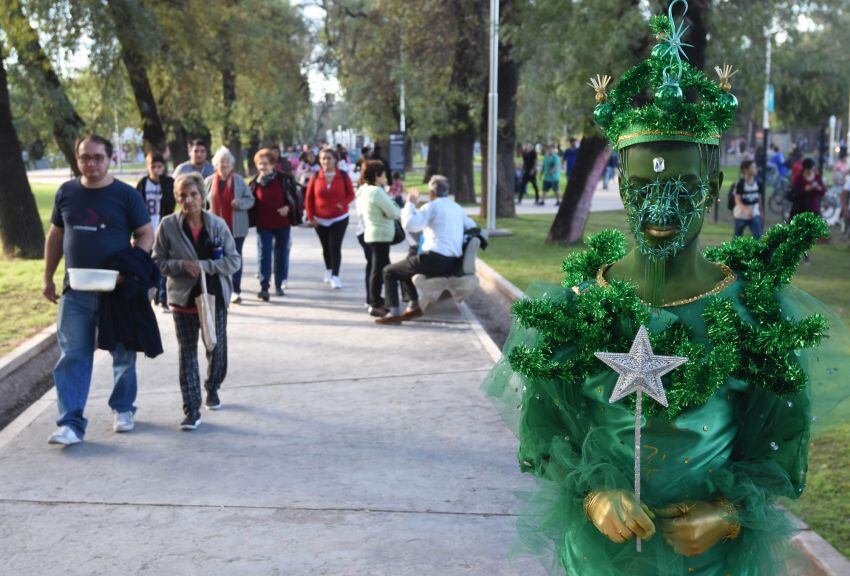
[412, 237, 481, 311]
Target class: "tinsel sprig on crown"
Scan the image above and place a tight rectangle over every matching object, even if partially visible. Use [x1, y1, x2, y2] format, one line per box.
[591, 0, 738, 150]
[507, 214, 829, 419]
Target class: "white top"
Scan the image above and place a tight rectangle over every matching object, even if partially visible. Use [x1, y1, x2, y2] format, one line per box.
[401, 196, 477, 258]
[144, 179, 163, 231]
[733, 178, 760, 220]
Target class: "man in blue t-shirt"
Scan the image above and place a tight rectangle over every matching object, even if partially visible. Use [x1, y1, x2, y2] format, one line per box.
[562, 138, 580, 178]
[43, 135, 154, 447]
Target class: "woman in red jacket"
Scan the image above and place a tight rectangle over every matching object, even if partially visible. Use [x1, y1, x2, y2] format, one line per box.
[250, 148, 298, 302]
[304, 148, 355, 289]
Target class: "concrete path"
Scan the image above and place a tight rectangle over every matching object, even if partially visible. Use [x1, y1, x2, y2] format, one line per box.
[0, 225, 543, 575]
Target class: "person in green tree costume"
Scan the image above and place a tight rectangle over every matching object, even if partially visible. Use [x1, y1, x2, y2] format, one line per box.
[483, 3, 850, 575]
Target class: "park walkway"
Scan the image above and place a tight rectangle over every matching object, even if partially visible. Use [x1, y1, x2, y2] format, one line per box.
[0, 225, 543, 575]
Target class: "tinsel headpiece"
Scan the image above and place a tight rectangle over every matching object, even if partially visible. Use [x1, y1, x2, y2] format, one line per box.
[592, 0, 738, 150]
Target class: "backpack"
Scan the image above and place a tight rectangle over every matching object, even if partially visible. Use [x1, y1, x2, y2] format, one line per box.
[726, 181, 738, 211]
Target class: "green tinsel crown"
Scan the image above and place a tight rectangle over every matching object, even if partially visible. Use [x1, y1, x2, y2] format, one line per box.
[590, 0, 738, 150]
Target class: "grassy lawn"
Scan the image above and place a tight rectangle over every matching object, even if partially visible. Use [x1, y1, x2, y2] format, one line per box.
[0, 183, 63, 355]
[476, 210, 850, 557]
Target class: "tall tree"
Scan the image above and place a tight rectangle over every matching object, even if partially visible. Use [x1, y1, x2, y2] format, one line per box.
[0, 44, 45, 258]
[0, 0, 85, 174]
[104, 0, 169, 153]
[219, 0, 244, 174]
[536, 0, 648, 244]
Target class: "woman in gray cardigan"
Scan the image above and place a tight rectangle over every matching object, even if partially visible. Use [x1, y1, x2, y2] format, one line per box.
[205, 147, 254, 304]
[154, 173, 241, 430]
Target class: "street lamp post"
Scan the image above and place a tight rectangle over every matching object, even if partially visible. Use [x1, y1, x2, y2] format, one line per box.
[760, 29, 772, 222]
[486, 0, 499, 233]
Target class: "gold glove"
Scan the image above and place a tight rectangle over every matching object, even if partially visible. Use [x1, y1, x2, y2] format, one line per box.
[656, 499, 740, 557]
[584, 490, 656, 544]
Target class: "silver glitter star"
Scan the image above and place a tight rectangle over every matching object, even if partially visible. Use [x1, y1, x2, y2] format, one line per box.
[595, 326, 687, 408]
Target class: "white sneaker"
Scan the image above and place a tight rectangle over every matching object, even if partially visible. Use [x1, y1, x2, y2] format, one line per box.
[323, 270, 333, 283]
[330, 276, 342, 290]
[48, 426, 82, 446]
[282, 281, 288, 290]
[230, 292, 242, 305]
[113, 411, 135, 433]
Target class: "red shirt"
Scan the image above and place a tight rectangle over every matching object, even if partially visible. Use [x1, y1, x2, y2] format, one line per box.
[255, 175, 292, 229]
[305, 170, 355, 220]
[210, 174, 234, 230]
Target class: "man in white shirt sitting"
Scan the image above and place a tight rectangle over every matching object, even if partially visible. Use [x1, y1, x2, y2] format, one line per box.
[376, 175, 477, 324]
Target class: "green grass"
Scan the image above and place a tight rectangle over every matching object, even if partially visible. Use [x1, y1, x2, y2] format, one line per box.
[476, 211, 850, 557]
[0, 183, 63, 355]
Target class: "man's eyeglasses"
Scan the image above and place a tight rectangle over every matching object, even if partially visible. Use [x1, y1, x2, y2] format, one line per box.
[77, 154, 107, 164]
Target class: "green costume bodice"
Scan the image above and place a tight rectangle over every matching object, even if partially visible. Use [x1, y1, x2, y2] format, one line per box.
[501, 280, 809, 575]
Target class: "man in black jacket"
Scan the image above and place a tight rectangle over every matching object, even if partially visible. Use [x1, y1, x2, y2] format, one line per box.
[136, 151, 175, 307]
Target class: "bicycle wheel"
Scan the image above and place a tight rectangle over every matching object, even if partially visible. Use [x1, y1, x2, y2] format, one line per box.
[768, 193, 786, 215]
[821, 197, 838, 221]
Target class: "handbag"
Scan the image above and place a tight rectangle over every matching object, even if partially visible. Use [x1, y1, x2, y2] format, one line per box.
[195, 272, 218, 352]
[391, 220, 406, 245]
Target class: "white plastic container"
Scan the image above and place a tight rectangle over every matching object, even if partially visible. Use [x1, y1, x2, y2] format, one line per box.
[67, 268, 119, 292]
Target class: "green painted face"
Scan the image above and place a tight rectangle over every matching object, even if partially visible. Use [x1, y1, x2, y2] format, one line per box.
[618, 141, 721, 260]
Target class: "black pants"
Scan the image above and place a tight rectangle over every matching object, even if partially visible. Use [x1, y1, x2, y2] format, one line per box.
[315, 218, 348, 276]
[357, 233, 372, 304]
[173, 306, 227, 416]
[519, 170, 539, 202]
[367, 241, 391, 307]
[383, 251, 459, 309]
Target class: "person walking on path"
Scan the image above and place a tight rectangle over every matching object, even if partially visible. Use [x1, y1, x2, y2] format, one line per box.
[540, 145, 561, 206]
[205, 147, 254, 305]
[173, 139, 215, 180]
[250, 148, 300, 301]
[153, 173, 241, 430]
[732, 159, 763, 239]
[305, 148, 355, 290]
[602, 150, 618, 191]
[376, 175, 477, 324]
[356, 160, 401, 317]
[136, 151, 175, 309]
[43, 135, 155, 446]
[562, 137, 580, 179]
[518, 143, 539, 204]
[790, 158, 826, 220]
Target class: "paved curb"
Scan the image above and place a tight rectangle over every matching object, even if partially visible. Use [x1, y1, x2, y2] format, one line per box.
[0, 325, 58, 431]
[471, 258, 850, 576]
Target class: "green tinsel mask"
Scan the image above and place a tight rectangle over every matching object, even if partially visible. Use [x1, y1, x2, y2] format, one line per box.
[619, 141, 721, 259]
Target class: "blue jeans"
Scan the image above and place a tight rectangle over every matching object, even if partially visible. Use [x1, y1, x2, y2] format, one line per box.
[156, 277, 167, 305]
[53, 290, 137, 437]
[257, 227, 291, 291]
[233, 236, 246, 294]
[734, 216, 763, 239]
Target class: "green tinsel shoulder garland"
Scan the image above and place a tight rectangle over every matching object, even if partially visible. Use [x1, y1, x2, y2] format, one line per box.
[508, 213, 829, 419]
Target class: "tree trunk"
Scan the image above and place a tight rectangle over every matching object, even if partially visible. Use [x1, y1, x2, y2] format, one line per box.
[222, 65, 244, 174]
[106, 0, 168, 153]
[0, 0, 85, 175]
[424, 134, 444, 182]
[675, 0, 708, 71]
[220, 0, 243, 174]
[246, 129, 261, 176]
[449, 126, 476, 204]
[479, 0, 518, 220]
[0, 51, 45, 258]
[166, 119, 189, 168]
[546, 135, 608, 244]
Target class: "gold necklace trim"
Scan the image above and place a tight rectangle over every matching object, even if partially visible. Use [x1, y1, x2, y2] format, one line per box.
[596, 262, 737, 307]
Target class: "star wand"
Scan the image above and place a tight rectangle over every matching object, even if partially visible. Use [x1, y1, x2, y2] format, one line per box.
[595, 325, 688, 552]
